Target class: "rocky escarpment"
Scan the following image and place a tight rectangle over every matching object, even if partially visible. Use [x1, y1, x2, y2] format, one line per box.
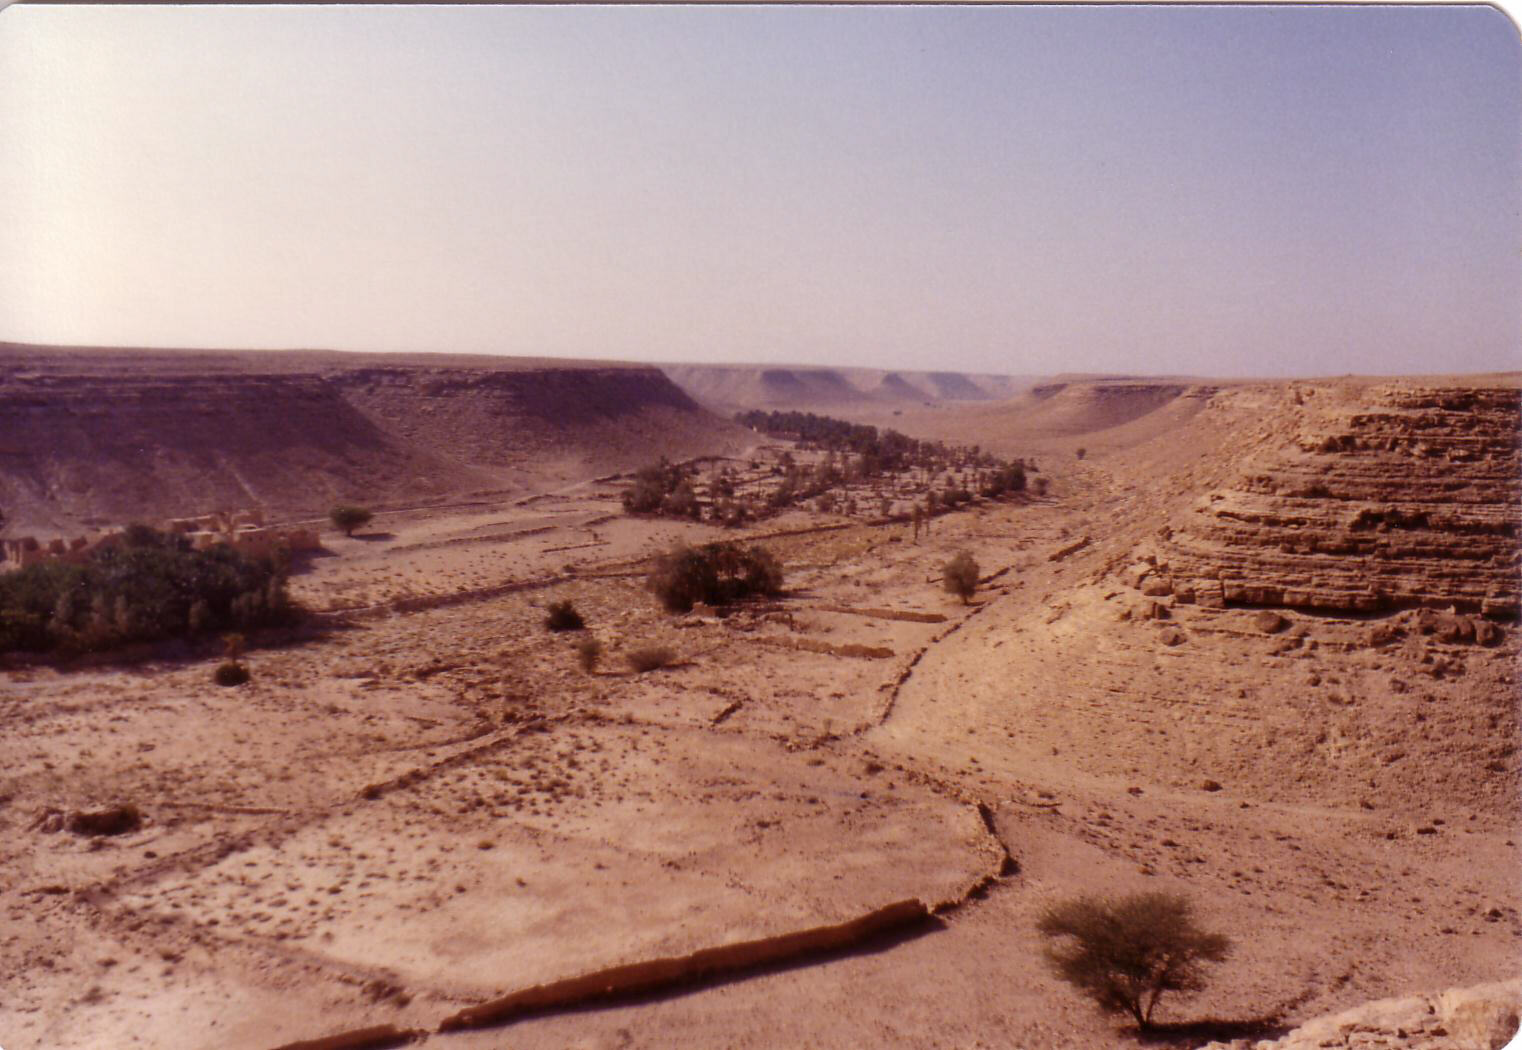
[0, 351, 743, 535]
[0, 371, 481, 534]
[324, 365, 727, 471]
[1202, 977, 1519, 1050]
[1158, 385, 1520, 618]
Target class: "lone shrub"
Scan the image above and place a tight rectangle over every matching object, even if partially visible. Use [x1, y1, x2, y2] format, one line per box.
[329, 505, 373, 537]
[943, 551, 979, 604]
[574, 635, 602, 673]
[646, 542, 784, 613]
[544, 600, 585, 632]
[1037, 891, 1231, 1031]
[213, 660, 250, 686]
[625, 645, 676, 673]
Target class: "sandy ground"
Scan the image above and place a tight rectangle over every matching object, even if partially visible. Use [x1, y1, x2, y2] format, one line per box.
[2, 381, 1517, 1050]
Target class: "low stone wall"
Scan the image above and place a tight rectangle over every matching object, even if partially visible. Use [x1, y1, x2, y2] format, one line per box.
[438, 898, 931, 1032]
[268, 1023, 422, 1050]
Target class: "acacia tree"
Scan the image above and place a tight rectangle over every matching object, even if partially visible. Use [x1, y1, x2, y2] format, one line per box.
[1036, 891, 1231, 1031]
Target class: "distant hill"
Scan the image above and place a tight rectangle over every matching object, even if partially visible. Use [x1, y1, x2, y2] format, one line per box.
[661, 363, 1036, 413]
[0, 344, 749, 536]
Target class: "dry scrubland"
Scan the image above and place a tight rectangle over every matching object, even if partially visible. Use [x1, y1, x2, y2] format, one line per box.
[1, 365, 1519, 1050]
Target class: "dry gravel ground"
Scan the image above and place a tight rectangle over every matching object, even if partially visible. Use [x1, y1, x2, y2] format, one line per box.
[1, 380, 1517, 1050]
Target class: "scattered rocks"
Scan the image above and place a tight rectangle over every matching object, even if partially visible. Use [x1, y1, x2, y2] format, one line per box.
[1200, 978, 1521, 1050]
[68, 805, 143, 836]
[1158, 627, 1186, 646]
[33, 804, 143, 837]
[1048, 535, 1092, 562]
[1200, 779, 1223, 792]
[1253, 610, 1289, 634]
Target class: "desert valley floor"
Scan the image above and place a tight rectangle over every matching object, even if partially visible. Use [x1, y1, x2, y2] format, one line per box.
[1, 358, 1518, 1050]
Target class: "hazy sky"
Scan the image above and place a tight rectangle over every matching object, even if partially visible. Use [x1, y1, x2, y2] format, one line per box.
[0, 4, 1517, 377]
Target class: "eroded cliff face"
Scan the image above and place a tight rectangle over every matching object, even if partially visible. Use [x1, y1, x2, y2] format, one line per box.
[325, 366, 716, 470]
[0, 371, 482, 534]
[1162, 385, 1520, 619]
[0, 355, 742, 534]
[1034, 379, 1522, 816]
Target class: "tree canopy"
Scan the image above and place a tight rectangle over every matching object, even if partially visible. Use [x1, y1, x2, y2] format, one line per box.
[1037, 891, 1232, 1031]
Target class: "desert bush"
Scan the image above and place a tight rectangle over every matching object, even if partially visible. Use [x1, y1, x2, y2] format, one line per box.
[544, 600, 585, 632]
[621, 477, 666, 514]
[711, 499, 749, 528]
[943, 551, 979, 604]
[574, 635, 602, 673]
[625, 645, 676, 673]
[660, 480, 701, 519]
[622, 458, 695, 516]
[213, 660, 250, 686]
[646, 542, 784, 613]
[980, 462, 1027, 498]
[0, 526, 293, 655]
[767, 476, 798, 509]
[329, 504, 373, 536]
[1037, 891, 1231, 1031]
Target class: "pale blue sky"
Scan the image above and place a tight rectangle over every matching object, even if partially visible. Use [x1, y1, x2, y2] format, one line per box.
[0, 4, 1517, 376]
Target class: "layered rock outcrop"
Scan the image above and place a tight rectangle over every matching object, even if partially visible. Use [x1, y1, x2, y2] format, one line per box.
[1202, 977, 1520, 1050]
[1159, 385, 1520, 618]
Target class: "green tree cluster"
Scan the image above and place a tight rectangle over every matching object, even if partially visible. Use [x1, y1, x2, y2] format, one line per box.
[621, 458, 701, 518]
[646, 542, 784, 613]
[0, 525, 294, 655]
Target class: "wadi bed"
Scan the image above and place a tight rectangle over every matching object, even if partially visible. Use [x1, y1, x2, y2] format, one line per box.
[1, 373, 1517, 1050]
